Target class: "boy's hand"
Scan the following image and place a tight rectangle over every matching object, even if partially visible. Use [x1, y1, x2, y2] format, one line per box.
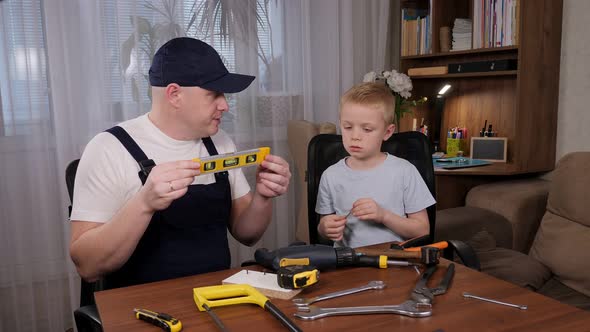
[318, 214, 347, 241]
[351, 198, 385, 223]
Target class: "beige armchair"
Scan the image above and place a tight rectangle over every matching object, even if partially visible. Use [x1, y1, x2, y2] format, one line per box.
[439, 152, 590, 310]
[287, 120, 337, 243]
[436, 178, 550, 253]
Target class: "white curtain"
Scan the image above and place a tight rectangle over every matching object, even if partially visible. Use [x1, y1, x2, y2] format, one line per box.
[0, 0, 391, 330]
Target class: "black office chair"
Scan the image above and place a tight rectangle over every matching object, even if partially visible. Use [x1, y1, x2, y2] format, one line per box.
[306, 132, 479, 269]
[66, 159, 103, 332]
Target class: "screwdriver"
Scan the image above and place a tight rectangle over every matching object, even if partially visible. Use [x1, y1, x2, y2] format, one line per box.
[133, 308, 182, 332]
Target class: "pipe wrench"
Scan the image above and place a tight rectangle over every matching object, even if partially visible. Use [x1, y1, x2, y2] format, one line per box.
[410, 263, 455, 306]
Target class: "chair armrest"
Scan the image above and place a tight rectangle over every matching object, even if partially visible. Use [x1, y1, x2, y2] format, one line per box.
[466, 178, 550, 253]
[444, 240, 481, 271]
[74, 305, 102, 332]
[435, 206, 514, 249]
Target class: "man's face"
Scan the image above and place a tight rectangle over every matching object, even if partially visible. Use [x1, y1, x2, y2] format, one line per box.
[340, 102, 394, 161]
[180, 86, 229, 137]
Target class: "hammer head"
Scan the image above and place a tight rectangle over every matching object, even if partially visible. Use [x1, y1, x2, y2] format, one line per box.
[421, 247, 440, 265]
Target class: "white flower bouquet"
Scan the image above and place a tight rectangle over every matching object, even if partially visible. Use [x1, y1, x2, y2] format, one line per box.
[363, 69, 427, 128]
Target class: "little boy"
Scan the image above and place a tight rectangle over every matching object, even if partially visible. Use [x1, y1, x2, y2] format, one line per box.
[316, 82, 435, 248]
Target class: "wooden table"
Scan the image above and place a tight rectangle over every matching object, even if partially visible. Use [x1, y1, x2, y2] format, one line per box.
[96, 246, 590, 331]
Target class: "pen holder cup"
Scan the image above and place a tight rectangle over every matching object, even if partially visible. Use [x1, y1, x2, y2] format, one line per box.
[446, 138, 466, 157]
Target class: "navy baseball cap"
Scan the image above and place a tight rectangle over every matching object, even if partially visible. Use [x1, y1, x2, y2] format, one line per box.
[149, 37, 255, 93]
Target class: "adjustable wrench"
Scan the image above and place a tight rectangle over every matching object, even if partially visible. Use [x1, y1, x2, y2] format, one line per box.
[292, 280, 386, 307]
[294, 300, 432, 320]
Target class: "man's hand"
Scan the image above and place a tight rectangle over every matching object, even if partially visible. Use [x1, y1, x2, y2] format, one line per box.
[351, 198, 385, 223]
[138, 160, 200, 212]
[255, 154, 291, 199]
[318, 214, 347, 241]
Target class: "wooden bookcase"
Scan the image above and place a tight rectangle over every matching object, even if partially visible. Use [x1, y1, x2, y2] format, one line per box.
[398, 0, 563, 208]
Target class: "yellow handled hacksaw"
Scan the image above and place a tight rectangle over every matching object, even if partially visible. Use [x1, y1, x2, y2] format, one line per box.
[193, 284, 301, 332]
[192, 147, 270, 175]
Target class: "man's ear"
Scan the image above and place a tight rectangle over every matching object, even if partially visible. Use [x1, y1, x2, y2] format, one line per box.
[165, 83, 182, 108]
[383, 123, 395, 141]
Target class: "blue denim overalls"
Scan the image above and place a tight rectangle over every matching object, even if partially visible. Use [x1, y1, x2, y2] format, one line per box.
[103, 126, 232, 289]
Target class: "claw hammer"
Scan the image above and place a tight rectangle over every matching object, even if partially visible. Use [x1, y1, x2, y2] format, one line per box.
[356, 242, 448, 265]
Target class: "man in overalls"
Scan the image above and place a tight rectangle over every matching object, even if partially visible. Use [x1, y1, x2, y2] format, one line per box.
[69, 37, 291, 288]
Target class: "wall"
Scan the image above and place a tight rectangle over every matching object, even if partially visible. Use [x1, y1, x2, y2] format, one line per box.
[389, 0, 401, 70]
[556, 0, 590, 159]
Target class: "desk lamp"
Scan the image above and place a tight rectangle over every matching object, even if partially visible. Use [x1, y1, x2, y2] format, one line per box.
[432, 84, 451, 152]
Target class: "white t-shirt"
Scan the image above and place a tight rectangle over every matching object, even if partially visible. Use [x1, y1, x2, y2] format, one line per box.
[71, 114, 251, 223]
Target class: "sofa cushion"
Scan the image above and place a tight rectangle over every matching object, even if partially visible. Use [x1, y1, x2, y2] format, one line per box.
[474, 235, 552, 291]
[530, 152, 590, 297]
[545, 152, 590, 228]
[537, 277, 590, 311]
[530, 211, 590, 297]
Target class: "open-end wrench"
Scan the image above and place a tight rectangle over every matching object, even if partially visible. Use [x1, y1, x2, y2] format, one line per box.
[293, 300, 432, 320]
[292, 280, 386, 307]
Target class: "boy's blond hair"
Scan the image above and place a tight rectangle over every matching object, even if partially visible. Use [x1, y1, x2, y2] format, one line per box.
[340, 82, 395, 125]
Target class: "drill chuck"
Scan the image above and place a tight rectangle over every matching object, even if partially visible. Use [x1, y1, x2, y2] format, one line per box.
[334, 247, 356, 267]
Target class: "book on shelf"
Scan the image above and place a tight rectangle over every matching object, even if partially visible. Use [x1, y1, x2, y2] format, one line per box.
[452, 18, 472, 51]
[408, 66, 448, 76]
[401, 2, 432, 56]
[473, 0, 519, 49]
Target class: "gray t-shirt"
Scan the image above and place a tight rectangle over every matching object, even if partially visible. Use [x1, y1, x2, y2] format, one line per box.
[315, 153, 436, 248]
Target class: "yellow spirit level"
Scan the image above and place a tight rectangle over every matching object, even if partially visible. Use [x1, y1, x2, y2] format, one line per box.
[133, 308, 182, 332]
[193, 147, 270, 175]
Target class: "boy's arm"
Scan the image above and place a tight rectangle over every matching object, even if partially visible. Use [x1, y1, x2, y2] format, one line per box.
[381, 208, 429, 239]
[315, 169, 343, 240]
[387, 161, 434, 238]
[351, 198, 430, 239]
